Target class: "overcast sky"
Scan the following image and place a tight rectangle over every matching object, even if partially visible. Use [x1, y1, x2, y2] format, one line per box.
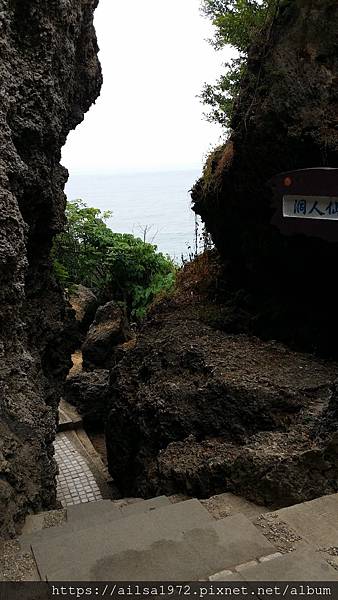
[61, 0, 232, 174]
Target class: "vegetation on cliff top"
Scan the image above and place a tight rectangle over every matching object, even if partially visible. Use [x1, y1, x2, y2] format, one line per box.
[52, 200, 176, 319]
[200, 0, 278, 126]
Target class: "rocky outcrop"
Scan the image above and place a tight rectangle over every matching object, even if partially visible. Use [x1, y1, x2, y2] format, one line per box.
[104, 0, 338, 505]
[192, 0, 338, 355]
[0, 1, 101, 537]
[105, 309, 338, 505]
[155, 431, 338, 507]
[65, 370, 109, 431]
[104, 0, 338, 510]
[82, 301, 132, 371]
[69, 285, 98, 336]
[316, 380, 338, 437]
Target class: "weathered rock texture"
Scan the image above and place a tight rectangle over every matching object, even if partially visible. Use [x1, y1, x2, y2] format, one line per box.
[105, 0, 338, 508]
[65, 369, 109, 431]
[106, 307, 338, 507]
[82, 301, 132, 371]
[192, 0, 338, 355]
[0, 0, 101, 537]
[69, 284, 98, 337]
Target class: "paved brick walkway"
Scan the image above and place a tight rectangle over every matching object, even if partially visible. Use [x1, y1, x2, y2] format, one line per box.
[55, 432, 103, 507]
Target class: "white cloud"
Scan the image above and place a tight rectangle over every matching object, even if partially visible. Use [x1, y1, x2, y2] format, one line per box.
[61, 0, 233, 174]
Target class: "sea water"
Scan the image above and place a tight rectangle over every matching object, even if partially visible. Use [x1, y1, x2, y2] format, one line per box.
[65, 169, 201, 261]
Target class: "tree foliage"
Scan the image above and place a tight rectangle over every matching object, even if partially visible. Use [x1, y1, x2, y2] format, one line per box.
[200, 0, 278, 126]
[52, 200, 176, 319]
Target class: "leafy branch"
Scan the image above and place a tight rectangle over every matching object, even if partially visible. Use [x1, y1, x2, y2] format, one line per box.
[200, 0, 278, 127]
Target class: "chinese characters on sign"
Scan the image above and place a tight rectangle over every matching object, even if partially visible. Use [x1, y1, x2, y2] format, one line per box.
[283, 195, 338, 220]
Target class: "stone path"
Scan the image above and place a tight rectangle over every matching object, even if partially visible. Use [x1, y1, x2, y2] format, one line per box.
[26, 500, 277, 581]
[5, 397, 338, 582]
[55, 432, 103, 507]
[16, 494, 338, 581]
[54, 399, 113, 507]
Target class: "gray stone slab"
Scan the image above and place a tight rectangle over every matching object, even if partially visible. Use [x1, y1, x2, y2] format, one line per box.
[20, 497, 171, 551]
[21, 514, 46, 535]
[67, 496, 170, 523]
[238, 549, 338, 581]
[120, 496, 171, 517]
[90, 537, 207, 581]
[66, 500, 119, 523]
[21, 510, 66, 538]
[32, 503, 275, 581]
[19, 508, 120, 552]
[274, 494, 338, 547]
[58, 413, 82, 432]
[31, 499, 214, 580]
[58, 413, 73, 431]
[58, 400, 83, 432]
[193, 514, 276, 575]
[149, 498, 213, 532]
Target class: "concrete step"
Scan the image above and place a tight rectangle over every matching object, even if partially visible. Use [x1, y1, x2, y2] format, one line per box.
[21, 508, 68, 538]
[67, 495, 170, 523]
[202, 493, 269, 521]
[215, 548, 338, 581]
[58, 399, 83, 432]
[19, 496, 171, 552]
[271, 493, 338, 548]
[31, 502, 275, 581]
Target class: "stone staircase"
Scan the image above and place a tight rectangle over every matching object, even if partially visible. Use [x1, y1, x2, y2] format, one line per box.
[16, 493, 338, 581]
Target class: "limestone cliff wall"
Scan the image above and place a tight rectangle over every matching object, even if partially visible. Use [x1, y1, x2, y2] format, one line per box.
[192, 0, 338, 353]
[193, 0, 338, 256]
[0, 0, 102, 537]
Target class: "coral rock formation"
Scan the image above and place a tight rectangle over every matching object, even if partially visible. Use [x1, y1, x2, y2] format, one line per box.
[105, 0, 338, 507]
[69, 285, 98, 337]
[105, 310, 338, 506]
[0, 0, 101, 537]
[192, 0, 338, 354]
[82, 301, 131, 371]
[65, 369, 109, 431]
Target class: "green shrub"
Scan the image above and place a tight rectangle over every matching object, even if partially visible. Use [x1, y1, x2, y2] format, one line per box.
[52, 200, 176, 319]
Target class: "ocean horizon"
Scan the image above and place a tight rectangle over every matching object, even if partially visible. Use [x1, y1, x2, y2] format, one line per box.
[65, 168, 202, 261]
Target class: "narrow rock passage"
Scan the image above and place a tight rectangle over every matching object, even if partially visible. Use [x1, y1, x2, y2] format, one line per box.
[55, 432, 103, 506]
[55, 399, 114, 507]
